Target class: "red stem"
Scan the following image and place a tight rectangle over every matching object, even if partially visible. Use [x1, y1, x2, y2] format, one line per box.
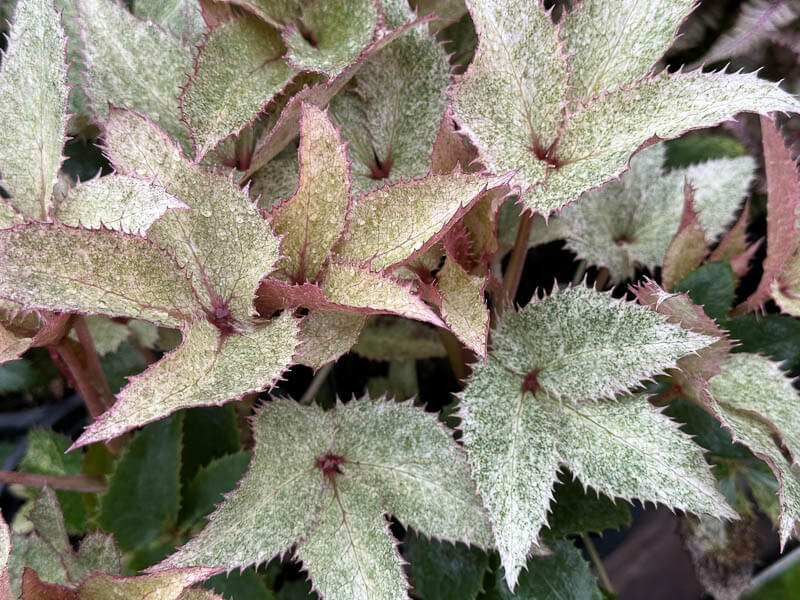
[54, 340, 106, 419]
[0, 470, 106, 493]
[498, 211, 534, 314]
[72, 316, 115, 413]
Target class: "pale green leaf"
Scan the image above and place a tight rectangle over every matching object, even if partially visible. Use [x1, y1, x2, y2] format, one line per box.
[133, 0, 206, 44]
[449, 0, 569, 201]
[661, 182, 708, 291]
[74, 313, 298, 447]
[79, 568, 220, 600]
[0, 511, 10, 600]
[437, 257, 488, 357]
[561, 0, 695, 100]
[322, 263, 443, 326]
[295, 311, 365, 371]
[296, 477, 407, 600]
[227, 0, 300, 28]
[0, 200, 23, 229]
[353, 316, 446, 361]
[270, 103, 350, 282]
[250, 146, 299, 210]
[56, 175, 187, 235]
[0, 0, 68, 220]
[104, 108, 281, 321]
[284, 0, 378, 78]
[67, 316, 128, 356]
[182, 15, 296, 159]
[335, 172, 500, 270]
[158, 398, 489, 600]
[329, 12, 450, 193]
[491, 285, 716, 401]
[78, 0, 193, 153]
[539, 144, 754, 282]
[53, 0, 91, 134]
[0, 324, 31, 365]
[0, 223, 200, 327]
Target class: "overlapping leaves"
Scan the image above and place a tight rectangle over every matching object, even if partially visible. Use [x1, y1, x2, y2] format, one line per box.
[450, 0, 800, 214]
[459, 285, 732, 589]
[155, 397, 492, 600]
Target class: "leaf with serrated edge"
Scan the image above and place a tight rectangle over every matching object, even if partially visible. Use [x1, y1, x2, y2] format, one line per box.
[0, 223, 200, 327]
[73, 312, 298, 447]
[284, 0, 378, 78]
[104, 108, 281, 321]
[0, 0, 68, 220]
[561, 0, 695, 100]
[78, 0, 193, 153]
[662, 182, 708, 291]
[78, 568, 220, 600]
[270, 103, 350, 282]
[250, 146, 299, 210]
[296, 311, 365, 371]
[56, 175, 187, 235]
[492, 285, 716, 401]
[322, 263, 443, 327]
[328, 4, 450, 193]
[0, 324, 32, 365]
[182, 15, 296, 159]
[335, 172, 501, 270]
[156, 398, 489, 600]
[437, 257, 488, 357]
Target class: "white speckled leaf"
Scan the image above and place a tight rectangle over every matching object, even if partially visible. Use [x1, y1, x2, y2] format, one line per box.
[73, 312, 298, 447]
[296, 311, 365, 371]
[328, 8, 450, 193]
[78, 0, 193, 153]
[226, 0, 300, 28]
[297, 477, 407, 600]
[491, 286, 716, 401]
[250, 146, 299, 210]
[561, 0, 695, 100]
[706, 395, 800, 546]
[157, 397, 488, 600]
[270, 104, 350, 282]
[182, 15, 296, 159]
[0, 223, 200, 327]
[436, 257, 488, 357]
[335, 172, 499, 270]
[322, 262, 443, 327]
[132, 0, 206, 44]
[104, 108, 281, 321]
[545, 144, 754, 282]
[0, 0, 68, 220]
[56, 175, 187, 235]
[284, 0, 378, 78]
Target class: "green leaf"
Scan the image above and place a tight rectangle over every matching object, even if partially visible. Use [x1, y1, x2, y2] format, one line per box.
[0, 223, 201, 327]
[665, 133, 747, 168]
[329, 7, 451, 193]
[543, 473, 632, 539]
[78, 568, 220, 600]
[269, 103, 351, 282]
[104, 108, 281, 322]
[334, 172, 502, 270]
[451, 0, 800, 214]
[674, 262, 736, 322]
[665, 398, 753, 459]
[204, 568, 276, 600]
[78, 0, 193, 153]
[74, 313, 298, 447]
[181, 405, 241, 485]
[99, 414, 183, 552]
[132, 0, 206, 44]
[157, 398, 492, 600]
[0, 0, 68, 220]
[67, 315, 131, 356]
[18, 430, 86, 534]
[250, 146, 300, 210]
[55, 175, 187, 235]
[436, 257, 488, 357]
[0, 200, 23, 230]
[295, 311, 365, 370]
[484, 540, 602, 600]
[353, 316, 446, 361]
[283, 0, 378, 78]
[180, 451, 251, 527]
[225, 0, 299, 28]
[182, 14, 296, 159]
[404, 530, 488, 600]
[725, 314, 800, 369]
[561, 0, 694, 100]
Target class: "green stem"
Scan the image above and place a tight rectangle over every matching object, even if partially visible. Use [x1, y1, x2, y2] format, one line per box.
[571, 259, 587, 286]
[438, 328, 469, 382]
[581, 532, 614, 594]
[300, 362, 333, 405]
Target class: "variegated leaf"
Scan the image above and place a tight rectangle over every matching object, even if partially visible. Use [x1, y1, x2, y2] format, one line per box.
[335, 172, 502, 270]
[661, 182, 708, 291]
[353, 316, 446, 361]
[296, 311, 365, 371]
[436, 257, 488, 357]
[72, 312, 298, 447]
[270, 103, 350, 282]
[182, 14, 296, 159]
[250, 146, 300, 210]
[329, 0, 450, 193]
[78, 0, 194, 153]
[283, 0, 378, 78]
[156, 398, 490, 600]
[322, 262, 443, 327]
[0, 0, 68, 220]
[104, 108, 281, 322]
[56, 175, 187, 235]
[0, 223, 201, 327]
[450, 0, 800, 214]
